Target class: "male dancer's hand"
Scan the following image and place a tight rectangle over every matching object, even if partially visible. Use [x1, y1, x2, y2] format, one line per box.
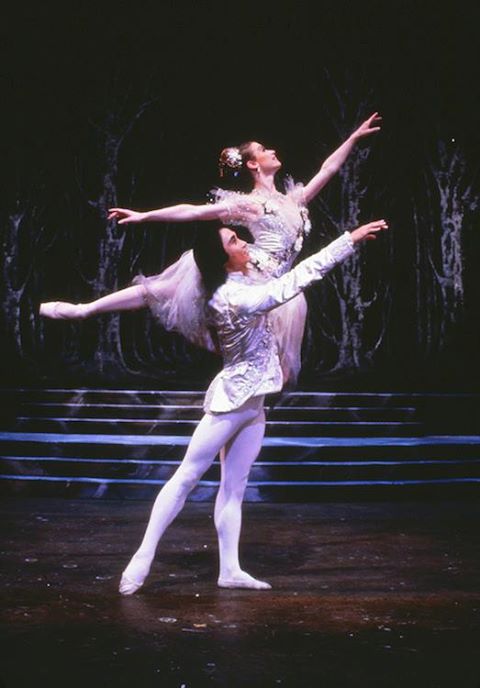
[350, 220, 388, 243]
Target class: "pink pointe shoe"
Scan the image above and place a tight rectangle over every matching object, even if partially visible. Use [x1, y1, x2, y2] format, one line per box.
[39, 301, 87, 319]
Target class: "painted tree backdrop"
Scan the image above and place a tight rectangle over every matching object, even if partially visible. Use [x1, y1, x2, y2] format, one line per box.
[2, 2, 479, 388]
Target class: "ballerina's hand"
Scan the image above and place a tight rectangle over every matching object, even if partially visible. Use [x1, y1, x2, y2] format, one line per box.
[350, 219, 388, 244]
[352, 112, 382, 140]
[107, 208, 144, 224]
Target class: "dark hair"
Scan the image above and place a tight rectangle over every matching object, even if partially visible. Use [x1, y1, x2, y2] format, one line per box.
[193, 224, 229, 297]
[218, 141, 256, 192]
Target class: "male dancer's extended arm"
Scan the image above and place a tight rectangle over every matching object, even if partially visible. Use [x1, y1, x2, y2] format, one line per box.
[218, 221, 387, 316]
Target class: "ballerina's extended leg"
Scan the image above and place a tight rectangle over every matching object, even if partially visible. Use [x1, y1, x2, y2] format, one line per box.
[39, 284, 147, 320]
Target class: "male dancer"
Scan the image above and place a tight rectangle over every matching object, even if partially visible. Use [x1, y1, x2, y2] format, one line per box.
[119, 220, 387, 594]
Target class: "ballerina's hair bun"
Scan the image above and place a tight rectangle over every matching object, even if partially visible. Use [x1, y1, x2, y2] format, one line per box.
[218, 147, 243, 178]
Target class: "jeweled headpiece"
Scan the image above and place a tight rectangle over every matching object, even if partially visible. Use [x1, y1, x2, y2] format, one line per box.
[218, 147, 243, 178]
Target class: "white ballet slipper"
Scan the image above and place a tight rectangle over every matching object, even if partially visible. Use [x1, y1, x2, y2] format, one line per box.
[119, 573, 144, 596]
[217, 573, 272, 590]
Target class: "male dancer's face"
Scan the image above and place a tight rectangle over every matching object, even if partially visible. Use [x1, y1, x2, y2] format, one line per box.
[219, 228, 250, 273]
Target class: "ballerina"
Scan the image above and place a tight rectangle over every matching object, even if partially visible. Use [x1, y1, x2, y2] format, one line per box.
[119, 218, 388, 595]
[40, 113, 381, 379]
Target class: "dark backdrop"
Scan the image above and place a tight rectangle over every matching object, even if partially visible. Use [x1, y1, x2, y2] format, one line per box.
[2, 0, 479, 389]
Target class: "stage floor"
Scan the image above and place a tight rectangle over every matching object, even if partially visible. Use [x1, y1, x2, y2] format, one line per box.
[1, 499, 480, 687]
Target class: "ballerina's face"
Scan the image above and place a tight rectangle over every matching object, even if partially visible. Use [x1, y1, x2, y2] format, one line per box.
[219, 227, 250, 272]
[248, 142, 282, 175]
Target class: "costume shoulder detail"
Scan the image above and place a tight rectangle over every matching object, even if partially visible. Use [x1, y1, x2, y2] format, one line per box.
[283, 175, 307, 207]
[209, 188, 263, 226]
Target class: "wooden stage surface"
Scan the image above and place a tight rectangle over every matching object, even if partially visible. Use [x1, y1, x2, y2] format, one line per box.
[1, 499, 479, 687]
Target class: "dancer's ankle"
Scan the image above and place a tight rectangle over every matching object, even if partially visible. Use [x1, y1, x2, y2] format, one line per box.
[219, 565, 243, 581]
[76, 303, 93, 319]
[124, 551, 152, 577]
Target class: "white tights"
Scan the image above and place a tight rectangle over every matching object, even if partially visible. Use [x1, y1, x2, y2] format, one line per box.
[120, 395, 268, 593]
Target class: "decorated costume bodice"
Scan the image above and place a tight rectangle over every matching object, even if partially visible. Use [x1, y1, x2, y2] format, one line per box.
[212, 177, 311, 278]
[204, 232, 355, 413]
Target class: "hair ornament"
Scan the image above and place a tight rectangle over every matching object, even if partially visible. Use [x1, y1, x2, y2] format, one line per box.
[219, 147, 243, 177]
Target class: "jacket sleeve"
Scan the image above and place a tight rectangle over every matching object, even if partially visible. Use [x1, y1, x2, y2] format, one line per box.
[230, 232, 355, 317]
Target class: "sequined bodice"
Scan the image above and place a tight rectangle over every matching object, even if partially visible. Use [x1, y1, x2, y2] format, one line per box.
[212, 178, 311, 278]
[203, 233, 355, 413]
[247, 190, 310, 273]
[204, 272, 283, 413]
[212, 283, 275, 369]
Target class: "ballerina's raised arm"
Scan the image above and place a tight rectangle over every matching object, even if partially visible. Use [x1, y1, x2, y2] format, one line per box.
[302, 112, 382, 204]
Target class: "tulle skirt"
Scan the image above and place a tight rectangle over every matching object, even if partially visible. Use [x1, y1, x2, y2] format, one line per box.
[269, 291, 307, 384]
[135, 249, 307, 383]
[133, 250, 216, 352]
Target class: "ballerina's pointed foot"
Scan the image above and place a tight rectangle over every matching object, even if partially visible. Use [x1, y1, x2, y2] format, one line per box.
[119, 573, 145, 596]
[217, 571, 272, 590]
[39, 301, 89, 320]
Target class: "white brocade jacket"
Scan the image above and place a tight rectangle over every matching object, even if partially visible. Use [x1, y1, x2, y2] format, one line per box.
[203, 232, 355, 413]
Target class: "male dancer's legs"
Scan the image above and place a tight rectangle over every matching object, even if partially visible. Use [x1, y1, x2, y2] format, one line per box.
[119, 396, 265, 595]
[214, 405, 269, 589]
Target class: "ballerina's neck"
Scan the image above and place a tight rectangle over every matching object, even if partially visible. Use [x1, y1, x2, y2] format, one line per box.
[252, 182, 282, 197]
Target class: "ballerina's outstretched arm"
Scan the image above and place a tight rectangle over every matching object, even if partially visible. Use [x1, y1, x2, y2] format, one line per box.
[107, 201, 229, 225]
[302, 112, 382, 204]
